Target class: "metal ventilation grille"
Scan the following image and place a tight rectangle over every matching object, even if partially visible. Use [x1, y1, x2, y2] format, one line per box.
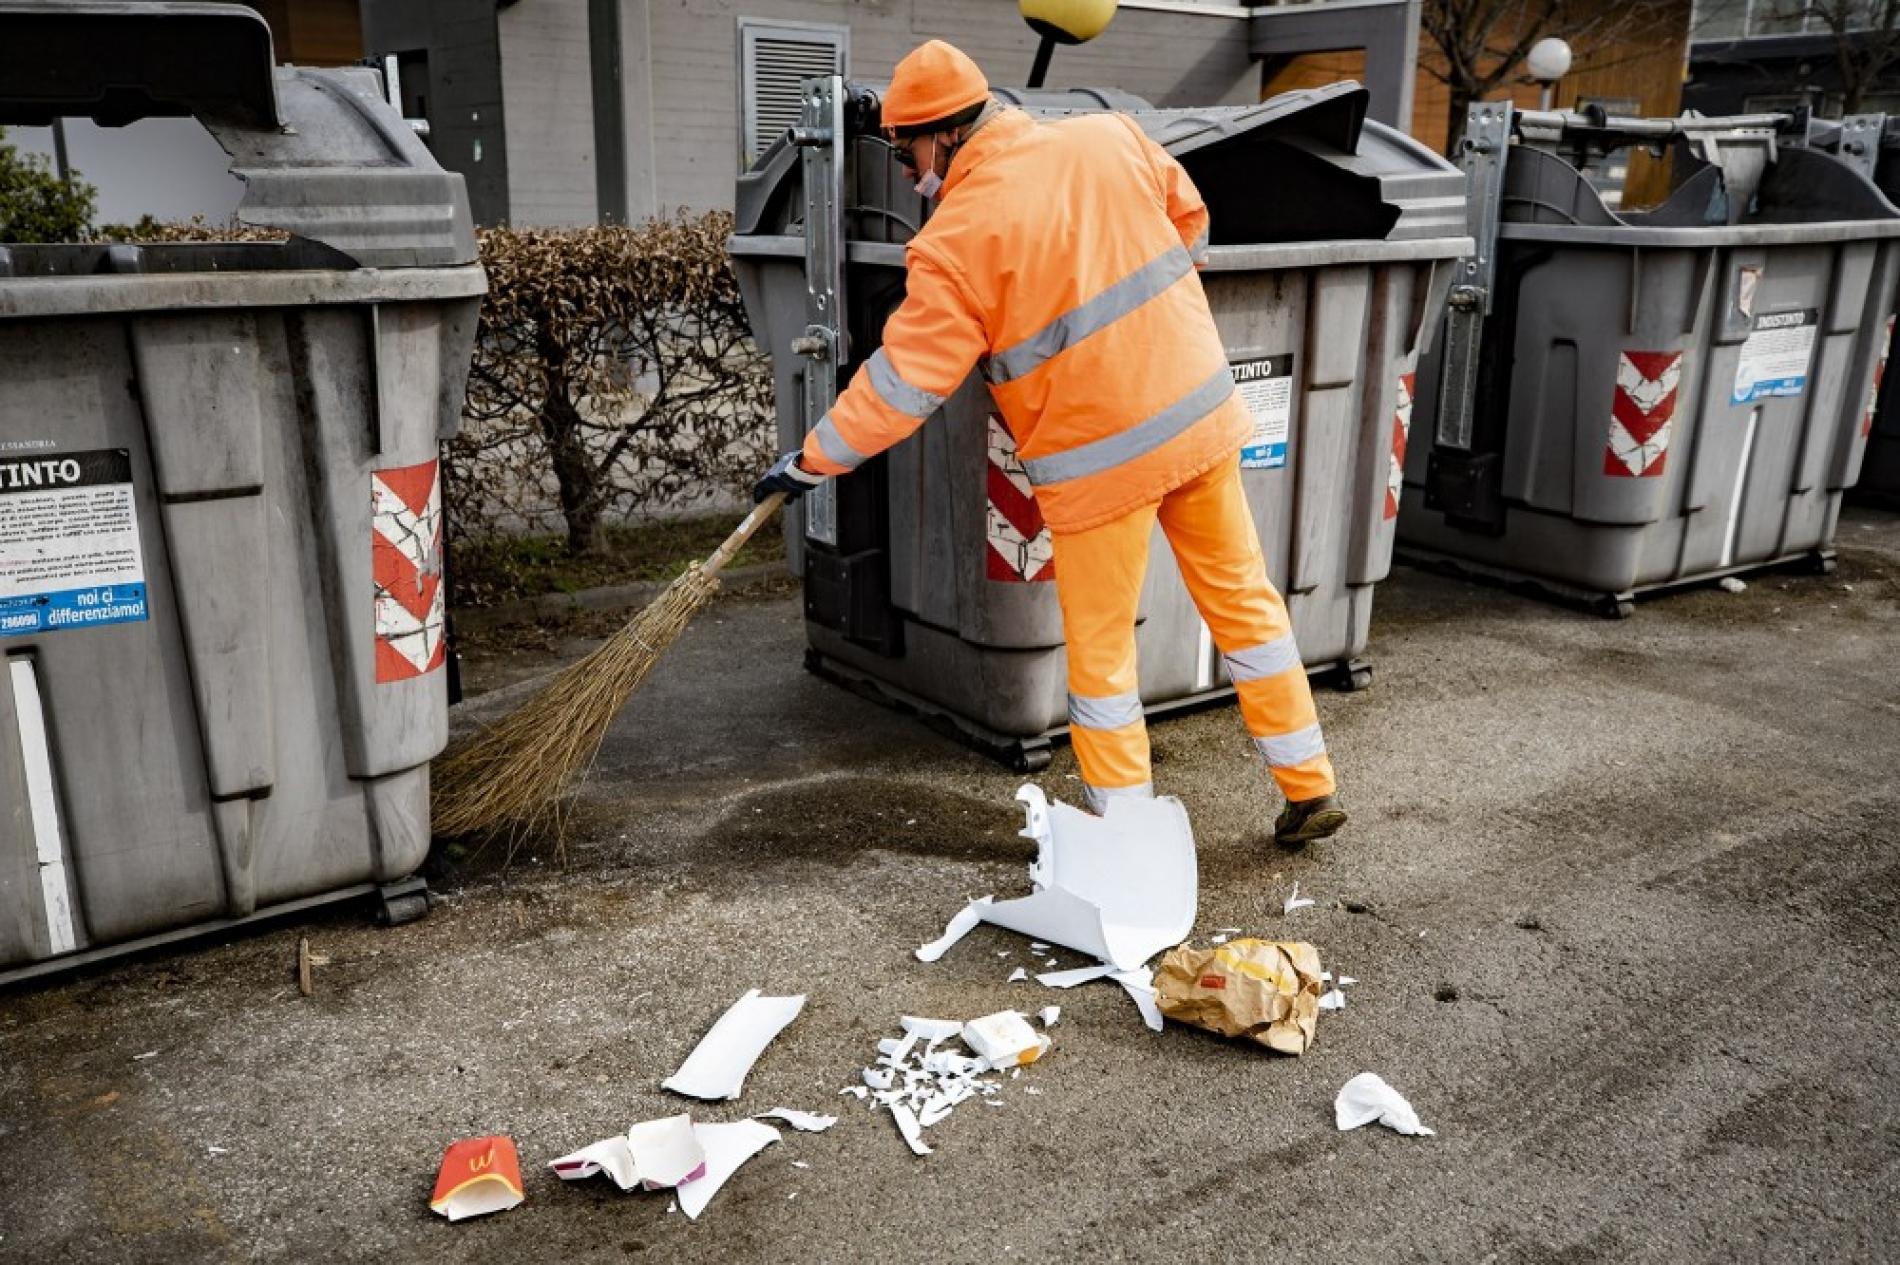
[741, 23, 846, 167]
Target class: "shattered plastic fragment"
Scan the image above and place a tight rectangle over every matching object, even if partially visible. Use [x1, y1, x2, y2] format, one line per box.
[1030, 942, 1050, 951]
[662, 989, 806, 1101]
[1335, 1073, 1434, 1137]
[755, 1109, 837, 1133]
[679, 1120, 781, 1220]
[1284, 884, 1315, 914]
[1036, 963, 1117, 989]
[839, 1086, 869, 1100]
[1007, 967, 1028, 983]
[890, 1103, 932, 1156]
[1038, 1006, 1060, 1027]
[901, 1016, 963, 1044]
[1111, 967, 1165, 1032]
[550, 1136, 640, 1191]
[1319, 989, 1347, 1010]
[791, 1160, 810, 1169]
[863, 1067, 896, 1091]
[915, 897, 996, 962]
[1339, 976, 1358, 987]
[627, 1114, 708, 1190]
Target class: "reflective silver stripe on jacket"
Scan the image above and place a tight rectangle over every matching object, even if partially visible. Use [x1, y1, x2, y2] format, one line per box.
[986, 245, 1194, 386]
[1022, 365, 1235, 486]
[1254, 723, 1326, 768]
[1068, 689, 1144, 731]
[1224, 633, 1300, 683]
[1083, 781, 1154, 814]
[1188, 226, 1210, 266]
[867, 348, 945, 419]
[813, 414, 868, 470]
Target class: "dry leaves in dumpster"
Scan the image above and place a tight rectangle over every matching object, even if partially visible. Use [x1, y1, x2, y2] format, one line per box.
[1154, 939, 1325, 1055]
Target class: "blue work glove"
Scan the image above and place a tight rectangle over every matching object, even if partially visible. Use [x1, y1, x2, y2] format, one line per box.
[753, 451, 826, 503]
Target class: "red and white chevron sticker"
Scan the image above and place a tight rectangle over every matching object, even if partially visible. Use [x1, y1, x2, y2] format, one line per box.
[1863, 316, 1894, 438]
[986, 415, 1054, 582]
[1383, 369, 1417, 520]
[372, 459, 446, 682]
[1605, 350, 1682, 478]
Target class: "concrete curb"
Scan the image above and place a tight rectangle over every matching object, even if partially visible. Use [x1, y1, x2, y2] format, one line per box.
[450, 559, 788, 634]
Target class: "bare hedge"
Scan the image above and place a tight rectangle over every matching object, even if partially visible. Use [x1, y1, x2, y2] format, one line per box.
[452, 215, 775, 569]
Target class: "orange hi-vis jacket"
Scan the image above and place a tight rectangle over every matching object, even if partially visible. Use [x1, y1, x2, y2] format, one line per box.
[798, 107, 1250, 534]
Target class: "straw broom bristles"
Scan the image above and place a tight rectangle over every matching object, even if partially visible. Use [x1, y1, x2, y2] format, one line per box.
[431, 493, 787, 842]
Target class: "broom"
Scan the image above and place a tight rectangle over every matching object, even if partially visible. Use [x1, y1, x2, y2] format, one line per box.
[431, 492, 789, 840]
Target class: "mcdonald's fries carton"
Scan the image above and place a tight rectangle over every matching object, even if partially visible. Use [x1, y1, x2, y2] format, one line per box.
[430, 1136, 525, 1221]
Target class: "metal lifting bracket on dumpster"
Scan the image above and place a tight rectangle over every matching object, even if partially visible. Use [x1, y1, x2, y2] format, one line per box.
[790, 74, 849, 546]
[1432, 102, 1512, 453]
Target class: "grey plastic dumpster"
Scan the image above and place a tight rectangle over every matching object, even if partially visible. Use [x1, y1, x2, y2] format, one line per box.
[1400, 103, 1900, 615]
[730, 79, 1468, 769]
[1834, 114, 1900, 501]
[0, 2, 483, 983]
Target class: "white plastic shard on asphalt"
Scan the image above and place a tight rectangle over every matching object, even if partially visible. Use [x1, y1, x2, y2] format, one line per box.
[1335, 1073, 1435, 1137]
[755, 1108, 837, 1133]
[1035, 963, 1117, 988]
[1038, 1006, 1060, 1027]
[1007, 967, 1028, 983]
[901, 1016, 962, 1045]
[915, 897, 996, 962]
[678, 1120, 780, 1220]
[1284, 884, 1316, 914]
[1110, 967, 1165, 1032]
[917, 785, 1197, 970]
[1319, 989, 1347, 1010]
[890, 1103, 932, 1156]
[662, 989, 806, 1101]
[626, 1114, 708, 1189]
[550, 1136, 641, 1191]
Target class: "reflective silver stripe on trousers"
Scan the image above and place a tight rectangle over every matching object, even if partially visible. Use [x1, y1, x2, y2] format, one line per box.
[1084, 780, 1154, 815]
[987, 246, 1194, 385]
[813, 414, 868, 470]
[1254, 723, 1326, 768]
[1188, 226, 1210, 266]
[1068, 689, 1144, 731]
[867, 348, 945, 419]
[1224, 633, 1300, 683]
[1023, 365, 1236, 486]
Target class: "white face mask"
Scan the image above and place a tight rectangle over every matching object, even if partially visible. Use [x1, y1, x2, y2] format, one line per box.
[914, 167, 944, 200]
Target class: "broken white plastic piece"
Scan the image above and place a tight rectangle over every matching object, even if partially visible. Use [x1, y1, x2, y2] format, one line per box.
[839, 1085, 869, 1100]
[890, 1103, 932, 1156]
[918, 787, 1197, 971]
[1030, 942, 1050, 951]
[1318, 989, 1347, 1010]
[755, 1108, 837, 1134]
[678, 1120, 780, 1220]
[1335, 1073, 1434, 1137]
[1038, 1006, 1060, 1027]
[1284, 884, 1315, 914]
[915, 897, 995, 962]
[1110, 967, 1165, 1032]
[550, 1137, 641, 1192]
[1339, 976, 1358, 987]
[862, 1067, 896, 1091]
[1007, 967, 1028, 983]
[901, 1016, 962, 1045]
[963, 1011, 1050, 1070]
[627, 1114, 708, 1190]
[1035, 963, 1117, 989]
[1719, 576, 1747, 593]
[791, 1160, 810, 1169]
[662, 989, 806, 1101]
[1211, 933, 1233, 945]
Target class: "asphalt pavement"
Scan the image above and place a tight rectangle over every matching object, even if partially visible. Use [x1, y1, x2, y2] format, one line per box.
[3, 509, 1898, 1263]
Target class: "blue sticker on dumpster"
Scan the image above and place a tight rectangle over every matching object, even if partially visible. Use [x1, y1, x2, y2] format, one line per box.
[0, 449, 149, 637]
[1235, 354, 1294, 469]
[1731, 309, 1817, 405]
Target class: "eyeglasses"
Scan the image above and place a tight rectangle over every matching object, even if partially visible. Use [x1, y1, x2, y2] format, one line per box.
[888, 137, 919, 172]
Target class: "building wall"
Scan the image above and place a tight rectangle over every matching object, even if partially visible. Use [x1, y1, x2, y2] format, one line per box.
[498, 0, 599, 225]
[581, 0, 1261, 215]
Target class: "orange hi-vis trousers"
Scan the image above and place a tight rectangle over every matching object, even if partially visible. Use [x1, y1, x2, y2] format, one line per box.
[1050, 457, 1336, 812]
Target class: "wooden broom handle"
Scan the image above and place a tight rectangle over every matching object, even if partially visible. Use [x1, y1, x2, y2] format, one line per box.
[702, 491, 789, 578]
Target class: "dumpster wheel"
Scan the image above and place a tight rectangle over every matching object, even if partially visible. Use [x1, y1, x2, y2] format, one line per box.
[1333, 660, 1374, 693]
[375, 877, 432, 927]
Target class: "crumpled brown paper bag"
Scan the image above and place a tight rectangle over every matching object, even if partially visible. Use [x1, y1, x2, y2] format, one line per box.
[1154, 939, 1325, 1055]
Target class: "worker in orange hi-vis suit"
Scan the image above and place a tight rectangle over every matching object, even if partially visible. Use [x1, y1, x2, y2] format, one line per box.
[753, 39, 1345, 846]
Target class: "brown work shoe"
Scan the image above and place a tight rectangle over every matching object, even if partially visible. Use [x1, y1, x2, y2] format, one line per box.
[1274, 794, 1347, 848]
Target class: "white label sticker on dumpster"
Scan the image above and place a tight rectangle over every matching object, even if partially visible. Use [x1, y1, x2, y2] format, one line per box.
[1731, 309, 1817, 405]
[1234, 355, 1294, 469]
[0, 449, 148, 638]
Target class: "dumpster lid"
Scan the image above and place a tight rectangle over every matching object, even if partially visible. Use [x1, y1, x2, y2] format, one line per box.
[0, 3, 473, 269]
[0, 1, 278, 129]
